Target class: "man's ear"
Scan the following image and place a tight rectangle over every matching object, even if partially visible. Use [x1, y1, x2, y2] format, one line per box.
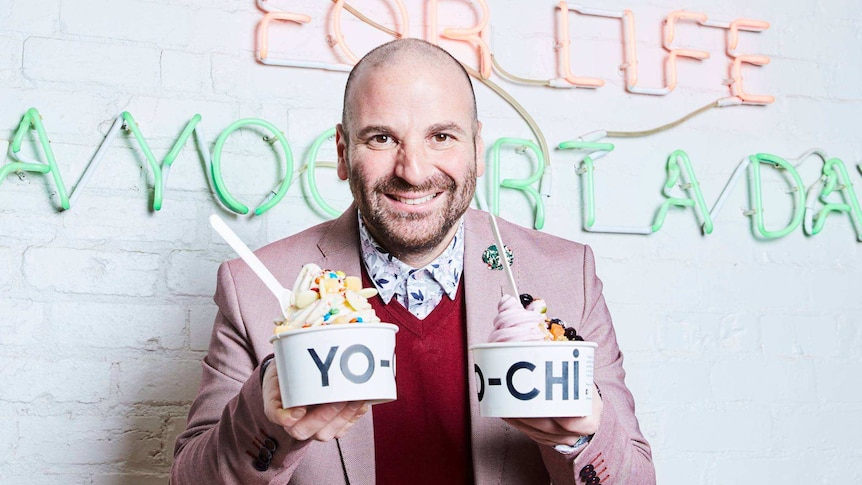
[336, 124, 349, 181]
[475, 121, 485, 177]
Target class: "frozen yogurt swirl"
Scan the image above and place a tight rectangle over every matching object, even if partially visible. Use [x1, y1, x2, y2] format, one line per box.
[489, 294, 547, 342]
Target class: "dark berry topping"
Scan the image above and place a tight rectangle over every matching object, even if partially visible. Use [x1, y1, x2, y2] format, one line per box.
[519, 293, 534, 308]
[550, 318, 563, 325]
[564, 327, 578, 340]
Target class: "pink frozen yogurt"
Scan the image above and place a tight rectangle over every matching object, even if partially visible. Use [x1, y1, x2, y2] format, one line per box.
[488, 294, 547, 342]
[490, 294, 586, 343]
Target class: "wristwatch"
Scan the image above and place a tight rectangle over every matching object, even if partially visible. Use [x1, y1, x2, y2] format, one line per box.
[260, 354, 275, 387]
[554, 434, 593, 454]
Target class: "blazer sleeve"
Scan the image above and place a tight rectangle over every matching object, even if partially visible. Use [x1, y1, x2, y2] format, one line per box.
[539, 245, 656, 485]
[170, 261, 312, 484]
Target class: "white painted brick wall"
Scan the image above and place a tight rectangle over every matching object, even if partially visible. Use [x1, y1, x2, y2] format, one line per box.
[1, 0, 860, 483]
[23, 37, 162, 88]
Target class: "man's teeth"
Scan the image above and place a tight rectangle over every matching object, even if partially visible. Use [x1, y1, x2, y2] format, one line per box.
[396, 194, 436, 205]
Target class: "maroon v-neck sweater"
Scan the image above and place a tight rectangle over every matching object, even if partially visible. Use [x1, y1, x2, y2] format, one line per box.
[364, 274, 474, 485]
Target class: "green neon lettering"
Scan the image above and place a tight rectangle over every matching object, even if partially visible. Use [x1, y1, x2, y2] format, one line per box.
[651, 150, 714, 234]
[211, 118, 294, 215]
[121, 112, 202, 211]
[810, 158, 862, 240]
[490, 137, 546, 230]
[558, 140, 615, 231]
[749, 153, 805, 239]
[4, 108, 70, 210]
[304, 127, 342, 219]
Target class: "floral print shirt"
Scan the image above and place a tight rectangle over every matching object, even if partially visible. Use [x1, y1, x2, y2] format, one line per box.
[358, 212, 464, 320]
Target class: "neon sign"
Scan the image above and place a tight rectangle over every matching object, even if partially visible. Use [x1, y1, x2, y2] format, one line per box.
[560, 138, 862, 241]
[3, 108, 861, 242]
[255, 0, 773, 103]
[7, 3, 852, 241]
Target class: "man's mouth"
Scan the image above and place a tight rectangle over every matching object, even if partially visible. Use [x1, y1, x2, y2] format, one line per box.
[392, 193, 439, 205]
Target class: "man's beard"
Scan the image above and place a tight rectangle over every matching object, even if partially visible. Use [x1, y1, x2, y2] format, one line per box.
[348, 160, 477, 258]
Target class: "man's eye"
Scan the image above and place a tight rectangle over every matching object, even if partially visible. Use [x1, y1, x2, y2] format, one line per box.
[364, 134, 395, 149]
[433, 133, 451, 143]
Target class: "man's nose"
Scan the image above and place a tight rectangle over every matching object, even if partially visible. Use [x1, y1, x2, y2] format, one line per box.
[393, 142, 434, 186]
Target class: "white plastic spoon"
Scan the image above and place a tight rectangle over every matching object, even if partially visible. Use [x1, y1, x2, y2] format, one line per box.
[488, 211, 519, 298]
[209, 214, 292, 318]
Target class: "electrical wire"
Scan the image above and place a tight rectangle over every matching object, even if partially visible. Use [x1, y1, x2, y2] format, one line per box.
[329, 0, 402, 39]
[606, 100, 720, 138]
[461, 64, 551, 171]
[490, 53, 549, 86]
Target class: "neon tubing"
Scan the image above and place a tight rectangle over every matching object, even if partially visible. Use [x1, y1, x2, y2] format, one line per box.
[121, 112, 202, 211]
[652, 150, 713, 234]
[211, 118, 294, 216]
[707, 156, 748, 226]
[568, 4, 624, 18]
[587, 224, 653, 234]
[555, 2, 604, 88]
[430, 0, 492, 79]
[778, 149, 829, 236]
[621, 10, 730, 96]
[730, 55, 774, 105]
[255, 11, 353, 71]
[811, 158, 862, 240]
[727, 18, 770, 57]
[459, 63, 551, 197]
[662, 11, 710, 92]
[748, 153, 805, 239]
[621, 10, 669, 95]
[559, 139, 614, 231]
[663, 11, 708, 51]
[331, 0, 408, 65]
[1, 148, 52, 188]
[6, 108, 71, 210]
[259, 57, 353, 72]
[304, 127, 343, 218]
[68, 116, 124, 208]
[489, 137, 545, 230]
[257, 12, 313, 61]
[255, 1, 352, 71]
[256, 0, 277, 13]
[725, 18, 772, 104]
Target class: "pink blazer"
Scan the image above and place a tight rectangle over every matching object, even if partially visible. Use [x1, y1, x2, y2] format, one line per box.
[172, 206, 654, 484]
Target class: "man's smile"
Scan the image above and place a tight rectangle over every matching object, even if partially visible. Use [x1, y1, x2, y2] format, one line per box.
[389, 192, 441, 205]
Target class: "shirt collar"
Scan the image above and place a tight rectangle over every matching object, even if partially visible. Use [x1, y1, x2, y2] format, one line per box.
[358, 211, 464, 305]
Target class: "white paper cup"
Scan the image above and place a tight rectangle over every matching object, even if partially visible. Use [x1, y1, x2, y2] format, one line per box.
[269, 323, 399, 408]
[469, 341, 597, 418]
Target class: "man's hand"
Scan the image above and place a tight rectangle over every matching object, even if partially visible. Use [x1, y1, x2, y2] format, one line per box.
[262, 360, 369, 441]
[503, 384, 603, 447]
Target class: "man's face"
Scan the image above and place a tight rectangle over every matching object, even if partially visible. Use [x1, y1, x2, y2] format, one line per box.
[336, 61, 484, 259]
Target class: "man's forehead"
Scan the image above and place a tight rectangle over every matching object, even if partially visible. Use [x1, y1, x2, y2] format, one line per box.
[351, 55, 466, 94]
[347, 63, 473, 123]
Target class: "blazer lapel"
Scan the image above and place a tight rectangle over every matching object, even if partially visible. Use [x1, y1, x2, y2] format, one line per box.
[314, 204, 363, 278]
[314, 205, 377, 484]
[335, 409, 377, 485]
[463, 209, 514, 484]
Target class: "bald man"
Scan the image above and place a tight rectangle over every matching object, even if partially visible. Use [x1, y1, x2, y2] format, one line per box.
[172, 39, 654, 485]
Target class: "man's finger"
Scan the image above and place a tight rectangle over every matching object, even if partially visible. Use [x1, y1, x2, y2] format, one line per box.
[311, 401, 367, 441]
[287, 402, 349, 441]
[333, 402, 369, 439]
[503, 418, 581, 447]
